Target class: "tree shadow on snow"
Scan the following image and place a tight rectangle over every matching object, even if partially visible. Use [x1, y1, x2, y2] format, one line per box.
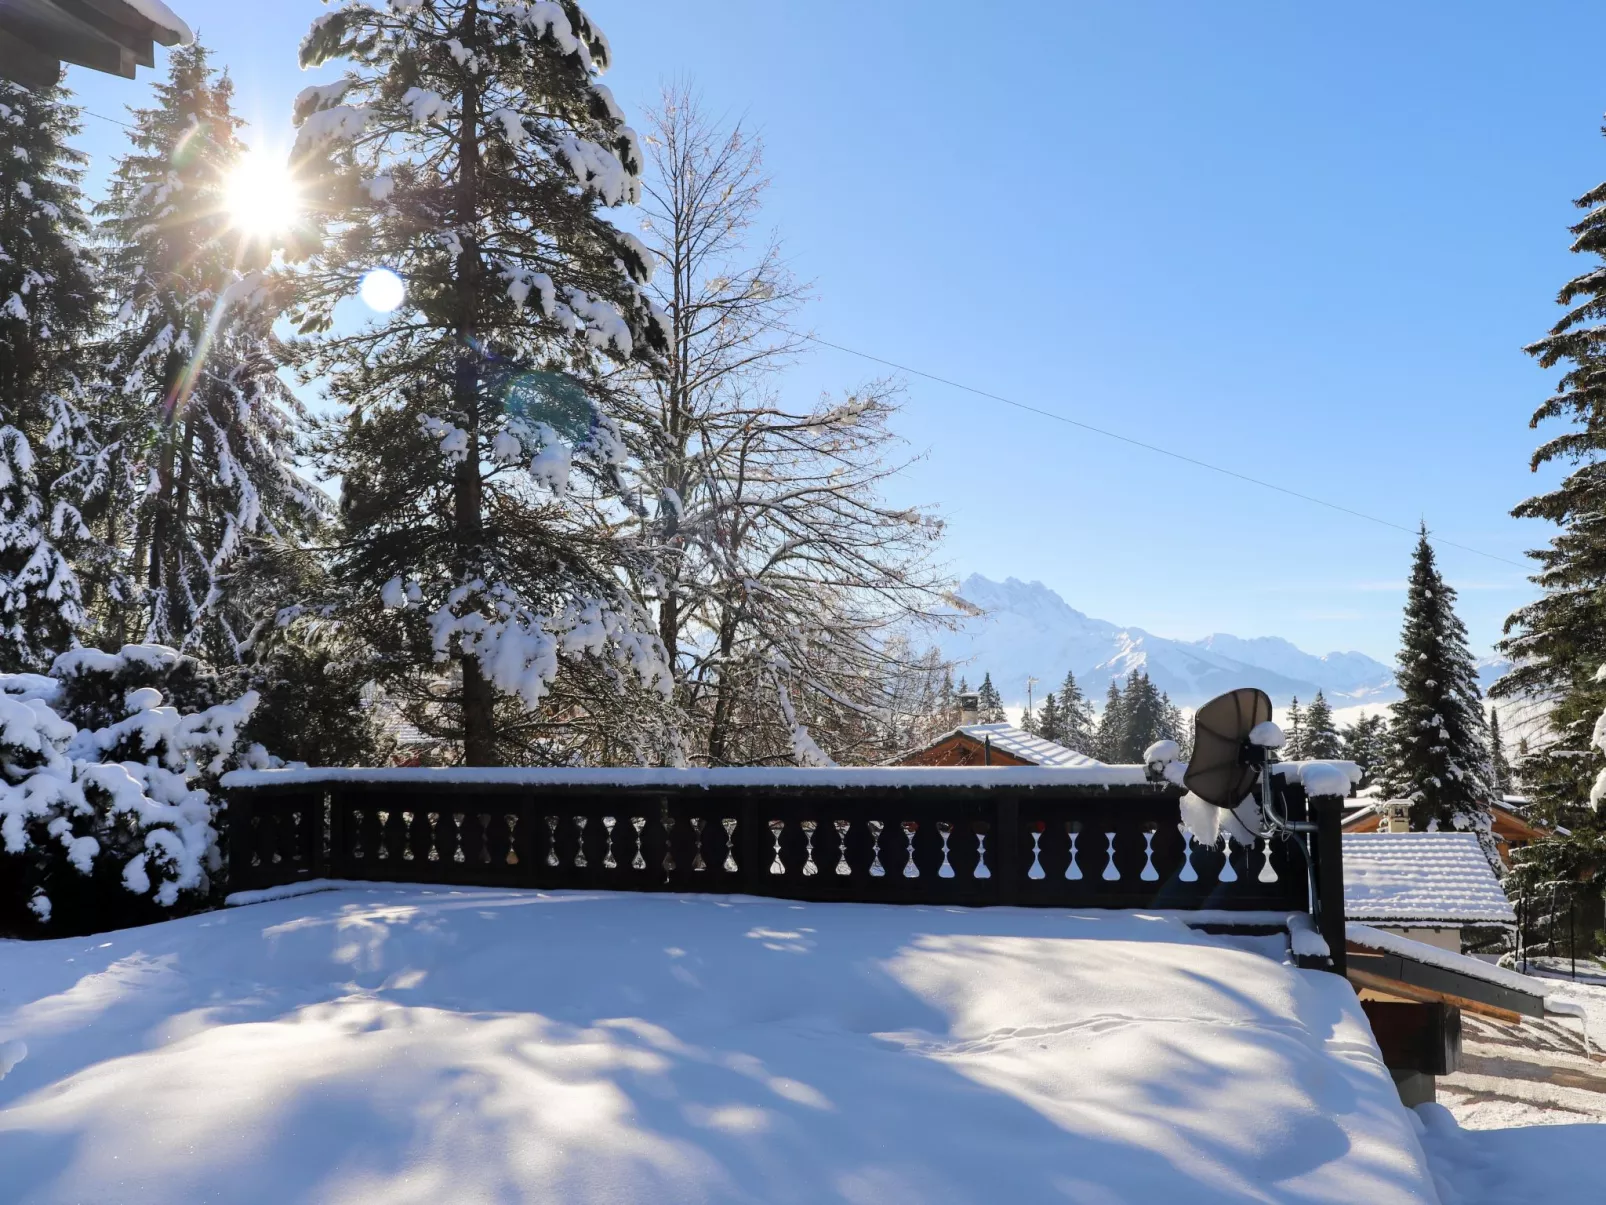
[0, 888, 1429, 1204]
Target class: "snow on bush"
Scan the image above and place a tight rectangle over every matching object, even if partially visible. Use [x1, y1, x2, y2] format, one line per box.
[0, 644, 257, 935]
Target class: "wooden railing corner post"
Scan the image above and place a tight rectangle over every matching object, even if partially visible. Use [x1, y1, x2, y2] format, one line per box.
[1309, 793, 1346, 976]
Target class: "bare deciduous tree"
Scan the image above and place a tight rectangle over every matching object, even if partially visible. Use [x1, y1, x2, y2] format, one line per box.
[625, 83, 952, 765]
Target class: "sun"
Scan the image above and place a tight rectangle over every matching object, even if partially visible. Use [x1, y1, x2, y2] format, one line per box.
[225, 148, 300, 241]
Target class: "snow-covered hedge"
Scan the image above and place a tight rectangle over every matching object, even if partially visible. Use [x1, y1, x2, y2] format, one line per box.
[0, 644, 258, 936]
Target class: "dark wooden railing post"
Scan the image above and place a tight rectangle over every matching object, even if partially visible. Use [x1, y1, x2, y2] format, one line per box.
[740, 793, 766, 895]
[1309, 793, 1346, 975]
[995, 794, 1019, 905]
[327, 789, 348, 880]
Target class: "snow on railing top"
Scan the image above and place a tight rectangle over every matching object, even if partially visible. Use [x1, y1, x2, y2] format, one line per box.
[222, 764, 1158, 791]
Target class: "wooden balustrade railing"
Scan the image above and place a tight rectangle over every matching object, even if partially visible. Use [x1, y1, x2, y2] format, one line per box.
[222, 768, 1346, 964]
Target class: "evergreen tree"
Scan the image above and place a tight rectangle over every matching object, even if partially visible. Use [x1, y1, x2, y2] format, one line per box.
[1284, 697, 1305, 760]
[1018, 700, 1038, 736]
[1303, 690, 1341, 759]
[1381, 526, 1495, 837]
[1488, 706, 1512, 799]
[1036, 691, 1062, 744]
[290, 0, 673, 764]
[1492, 129, 1606, 841]
[1158, 690, 1191, 760]
[1119, 670, 1166, 761]
[95, 43, 318, 658]
[1059, 668, 1095, 754]
[1341, 712, 1389, 790]
[0, 77, 101, 668]
[1095, 677, 1125, 761]
[976, 672, 1005, 722]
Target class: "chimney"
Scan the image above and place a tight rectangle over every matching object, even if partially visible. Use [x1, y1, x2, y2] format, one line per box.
[957, 691, 980, 725]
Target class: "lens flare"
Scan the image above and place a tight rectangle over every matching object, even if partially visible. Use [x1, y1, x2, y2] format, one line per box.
[359, 267, 406, 313]
[225, 148, 299, 240]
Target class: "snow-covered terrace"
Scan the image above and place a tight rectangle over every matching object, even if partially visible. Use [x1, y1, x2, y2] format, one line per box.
[0, 886, 1443, 1202]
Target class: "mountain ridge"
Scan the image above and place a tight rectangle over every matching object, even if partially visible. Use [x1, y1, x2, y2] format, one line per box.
[938, 574, 1507, 709]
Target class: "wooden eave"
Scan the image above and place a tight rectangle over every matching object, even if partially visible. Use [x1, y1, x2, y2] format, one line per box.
[0, 0, 184, 88]
[1346, 941, 1546, 1024]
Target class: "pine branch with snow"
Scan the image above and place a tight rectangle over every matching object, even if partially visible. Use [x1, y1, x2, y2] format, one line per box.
[0, 78, 103, 669]
[0, 643, 257, 935]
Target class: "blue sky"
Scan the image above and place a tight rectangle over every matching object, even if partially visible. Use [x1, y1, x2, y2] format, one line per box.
[63, 1, 1606, 662]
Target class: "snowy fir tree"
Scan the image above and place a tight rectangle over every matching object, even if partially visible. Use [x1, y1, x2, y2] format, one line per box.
[1018, 700, 1038, 736]
[1035, 691, 1062, 743]
[95, 43, 319, 659]
[0, 77, 101, 669]
[975, 673, 1006, 723]
[1057, 669, 1095, 754]
[1493, 140, 1606, 837]
[288, 0, 677, 765]
[1302, 691, 1342, 760]
[1341, 712, 1388, 791]
[1283, 697, 1305, 760]
[0, 644, 259, 936]
[1381, 527, 1495, 839]
[1095, 677, 1125, 762]
[1488, 706, 1513, 798]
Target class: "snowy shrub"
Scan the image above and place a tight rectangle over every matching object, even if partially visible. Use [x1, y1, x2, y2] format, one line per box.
[0, 644, 257, 936]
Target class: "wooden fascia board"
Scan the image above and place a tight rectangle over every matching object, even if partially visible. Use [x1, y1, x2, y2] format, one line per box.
[0, 25, 62, 87]
[1346, 946, 1544, 1020]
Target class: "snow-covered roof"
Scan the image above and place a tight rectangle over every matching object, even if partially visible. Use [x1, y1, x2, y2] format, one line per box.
[223, 763, 1153, 790]
[905, 722, 1104, 768]
[1343, 832, 1515, 926]
[120, 0, 193, 44]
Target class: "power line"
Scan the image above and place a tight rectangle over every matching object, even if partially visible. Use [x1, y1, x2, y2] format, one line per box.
[787, 327, 1527, 570]
[80, 108, 134, 130]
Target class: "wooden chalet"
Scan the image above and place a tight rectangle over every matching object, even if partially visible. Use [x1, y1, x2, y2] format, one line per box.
[1343, 830, 1515, 953]
[892, 720, 1102, 768]
[1343, 796, 1550, 868]
[0, 0, 190, 89]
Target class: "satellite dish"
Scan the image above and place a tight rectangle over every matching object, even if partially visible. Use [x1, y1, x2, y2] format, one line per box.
[1183, 687, 1273, 808]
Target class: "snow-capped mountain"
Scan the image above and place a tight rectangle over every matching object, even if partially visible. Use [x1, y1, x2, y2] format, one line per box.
[940, 574, 1509, 708]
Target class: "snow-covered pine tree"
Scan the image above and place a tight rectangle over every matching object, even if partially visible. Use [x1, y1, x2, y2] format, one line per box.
[1283, 697, 1305, 760]
[1059, 668, 1095, 754]
[1492, 142, 1606, 834]
[1118, 670, 1165, 762]
[95, 43, 319, 661]
[0, 77, 101, 669]
[1381, 526, 1495, 838]
[1488, 706, 1513, 798]
[1095, 677, 1125, 762]
[0, 643, 259, 935]
[1018, 701, 1038, 736]
[1036, 691, 1062, 744]
[1302, 691, 1341, 759]
[1341, 712, 1388, 790]
[289, 0, 672, 765]
[976, 672, 1006, 723]
[1158, 690, 1190, 760]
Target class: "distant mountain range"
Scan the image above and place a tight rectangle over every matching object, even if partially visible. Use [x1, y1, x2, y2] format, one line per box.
[939, 574, 1508, 709]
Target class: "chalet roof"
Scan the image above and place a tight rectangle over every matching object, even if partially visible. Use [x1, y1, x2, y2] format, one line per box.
[902, 722, 1104, 768]
[1343, 831, 1515, 926]
[0, 0, 190, 89]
